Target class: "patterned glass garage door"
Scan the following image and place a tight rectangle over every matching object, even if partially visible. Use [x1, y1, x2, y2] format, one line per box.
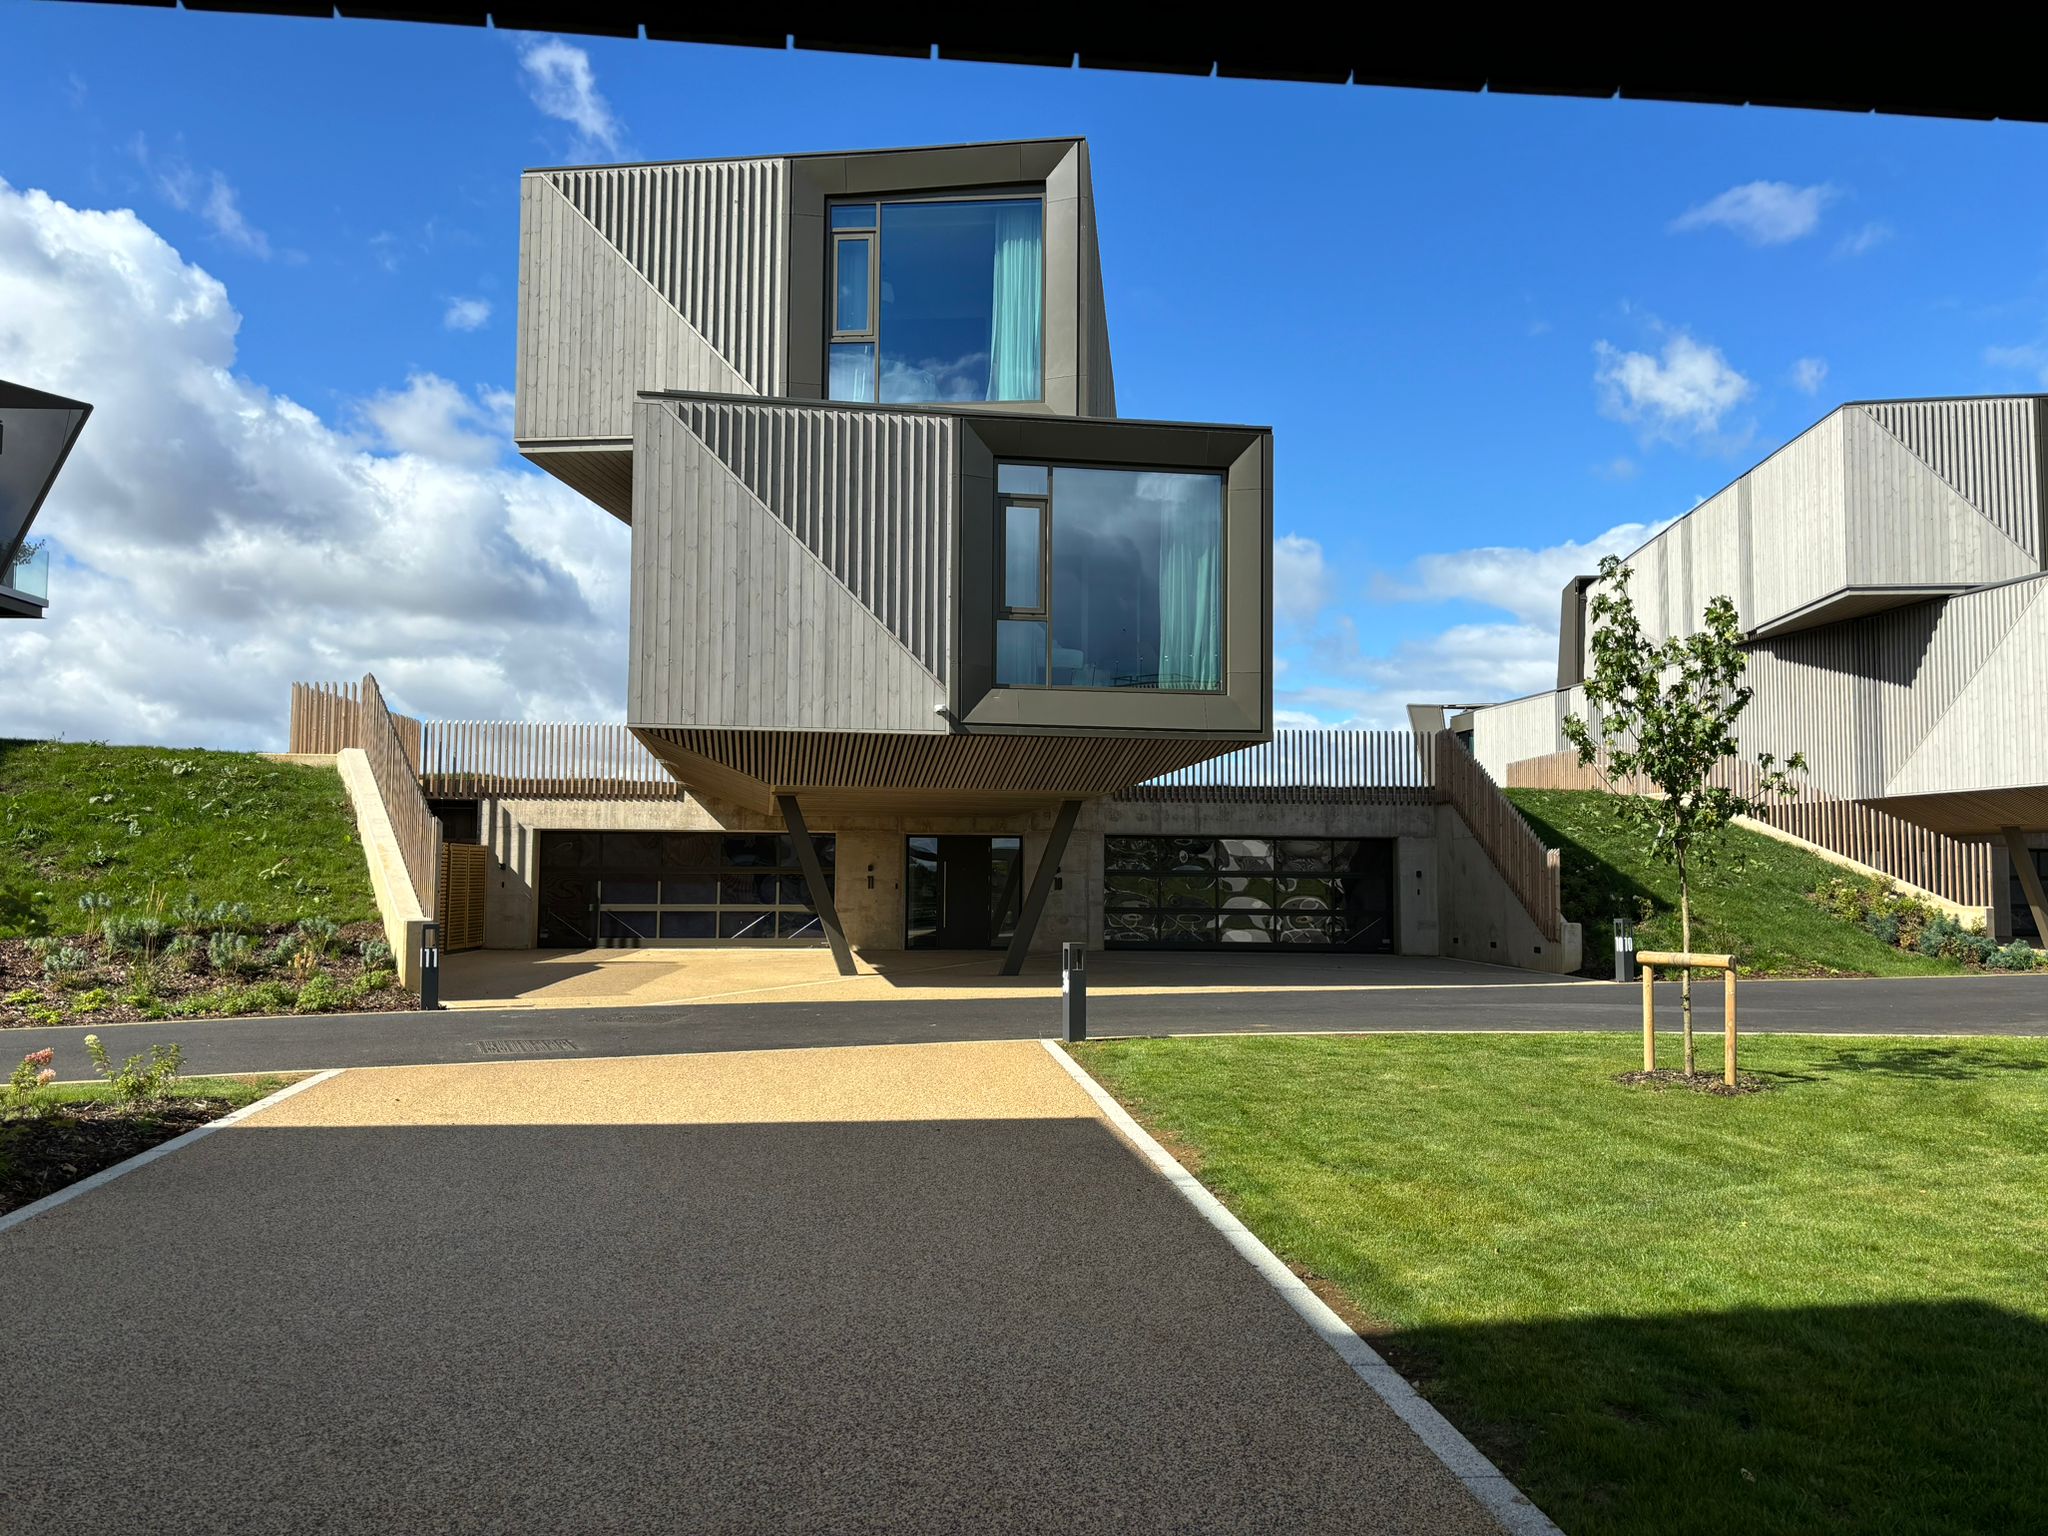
[1102, 836, 1394, 951]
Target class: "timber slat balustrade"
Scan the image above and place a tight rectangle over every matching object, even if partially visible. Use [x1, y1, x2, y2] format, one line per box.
[287, 681, 422, 770]
[1431, 733, 1565, 942]
[359, 675, 443, 919]
[1506, 747, 1995, 909]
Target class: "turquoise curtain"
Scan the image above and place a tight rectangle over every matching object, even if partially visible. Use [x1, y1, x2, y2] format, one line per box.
[1156, 508, 1222, 690]
[986, 205, 1043, 401]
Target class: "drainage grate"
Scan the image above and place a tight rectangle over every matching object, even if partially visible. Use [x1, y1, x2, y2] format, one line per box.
[475, 1038, 582, 1056]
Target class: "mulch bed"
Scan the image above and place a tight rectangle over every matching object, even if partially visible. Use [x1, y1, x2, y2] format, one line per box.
[1614, 1067, 1776, 1096]
[0, 1098, 238, 1215]
[0, 920, 415, 1028]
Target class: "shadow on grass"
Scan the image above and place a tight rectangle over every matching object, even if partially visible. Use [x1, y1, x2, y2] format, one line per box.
[1808, 1043, 2048, 1080]
[1385, 1298, 2048, 1535]
[1509, 799, 1660, 980]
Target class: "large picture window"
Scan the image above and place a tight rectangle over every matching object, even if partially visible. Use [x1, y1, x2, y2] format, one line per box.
[994, 463, 1224, 691]
[828, 196, 1043, 405]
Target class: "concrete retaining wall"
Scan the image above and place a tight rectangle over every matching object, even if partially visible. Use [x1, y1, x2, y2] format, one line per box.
[335, 748, 429, 991]
[469, 789, 1575, 975]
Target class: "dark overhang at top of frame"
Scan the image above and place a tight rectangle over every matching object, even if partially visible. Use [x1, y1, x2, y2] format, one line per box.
[41, 7, 2048, 125]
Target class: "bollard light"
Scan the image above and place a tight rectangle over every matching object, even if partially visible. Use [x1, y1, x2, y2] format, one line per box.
[419, 920, 442, 1011]
[1061, 941, 1087, 1043]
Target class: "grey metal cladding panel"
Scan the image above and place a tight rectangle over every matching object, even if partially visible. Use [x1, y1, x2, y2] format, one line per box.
[1077, 148, 1116, 418]
[1863, 398, 2043, 563]
[630, 405, 946, 733]
[662, 398, 956, 683]
[518, 178, 755, 439]
[547, 160, 788, 396]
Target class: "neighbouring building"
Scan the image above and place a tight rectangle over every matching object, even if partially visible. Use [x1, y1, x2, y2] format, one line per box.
[0, 380, 91, 620]
[1456, 394, 2048, 944]
[297, 139, 1578, 975]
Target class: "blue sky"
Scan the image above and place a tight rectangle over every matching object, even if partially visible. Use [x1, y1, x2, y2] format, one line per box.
[5, 4, 2048, 744]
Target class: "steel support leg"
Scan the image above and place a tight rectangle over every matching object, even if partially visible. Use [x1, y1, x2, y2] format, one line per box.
[1000, 799, 1082, 977]
[779, 793, 855, 977]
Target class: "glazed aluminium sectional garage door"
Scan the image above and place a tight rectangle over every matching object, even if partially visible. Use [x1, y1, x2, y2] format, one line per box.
[1103, 836, 1395, 951]
[535, 831, 836, 947]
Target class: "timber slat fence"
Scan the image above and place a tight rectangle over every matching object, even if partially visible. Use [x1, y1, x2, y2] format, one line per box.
[1432, 733, 1565, 942]
[359, 675, 443, 920]
[1120, 729, 1435, 802]
[416, 720, 684, 800]
[1506, 748, 1995, 908]
[289, 681, 421, 770]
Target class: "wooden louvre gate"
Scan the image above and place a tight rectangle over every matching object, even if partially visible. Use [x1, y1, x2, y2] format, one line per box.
[437, 842, 487, 952]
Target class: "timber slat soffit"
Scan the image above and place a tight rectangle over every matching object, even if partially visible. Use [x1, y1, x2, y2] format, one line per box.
[42, 8, 2048, 123]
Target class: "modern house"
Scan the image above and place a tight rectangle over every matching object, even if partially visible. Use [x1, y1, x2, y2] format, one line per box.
[1457, 394, 2048, 944]
[0, 380, 91, 620]
[294, 138, 1580, 977]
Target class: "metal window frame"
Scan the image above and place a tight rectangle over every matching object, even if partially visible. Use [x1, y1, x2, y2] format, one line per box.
[823, 187, 1047, 406]
[829, 231, 878, 343]
[989, 458, 1229, 695]
[997, 496, 1049, 618]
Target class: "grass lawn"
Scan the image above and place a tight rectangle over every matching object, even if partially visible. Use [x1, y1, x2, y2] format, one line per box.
[1074, 1033, 2048, 1536]
[0, 1075, 297, 1214]
[0, 740, 377, 938]
[1508, 788, 1960, 978]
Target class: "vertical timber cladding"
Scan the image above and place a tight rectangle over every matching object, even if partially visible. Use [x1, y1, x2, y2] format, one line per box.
[1103, 835, 1396, 952]
[436, 843, 488, 952]
[534, 830, 837, 948]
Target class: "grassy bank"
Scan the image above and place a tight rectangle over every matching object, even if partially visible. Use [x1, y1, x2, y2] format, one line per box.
[1074, 1033, 2048, 1536]
[0, 739, 376, 939]
[1507, 788, 1960, 977]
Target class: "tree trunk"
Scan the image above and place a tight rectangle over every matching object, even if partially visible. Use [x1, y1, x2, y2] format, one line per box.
[1679, 859, 1696, 1077]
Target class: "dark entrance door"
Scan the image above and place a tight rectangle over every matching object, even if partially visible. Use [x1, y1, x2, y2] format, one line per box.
[535, 831, 599, 946]
[906, 836, 1023, 949]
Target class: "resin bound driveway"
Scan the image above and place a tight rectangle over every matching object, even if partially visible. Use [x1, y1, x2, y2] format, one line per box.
[0, 1042, 1505, 1534]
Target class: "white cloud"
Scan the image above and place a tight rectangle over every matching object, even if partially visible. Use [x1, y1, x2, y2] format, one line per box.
[0, 179, 627, 749]
[1985, 342, 2048, 387]
[1790, 356, 1829, 395]
[131, 136, 272, 258]
[1835, 221, 1893, 259]
[1378, 520, 1665, 626]
[443, 296, 492, 332]
[1593, 331, 1754, 442]
[1273, 533, 1330, 630]
[519, 37, 622, 155]
[1271, 519, 1673, 727]
[1278, 620, 1563, 729]
[1671, 180, 1835, 245]
[201, 172, 270, 258]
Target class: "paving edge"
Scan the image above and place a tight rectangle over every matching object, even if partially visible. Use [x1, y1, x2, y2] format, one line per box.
[1038, 1038, 1563, 1536]
[0, 1069, 346, 1238]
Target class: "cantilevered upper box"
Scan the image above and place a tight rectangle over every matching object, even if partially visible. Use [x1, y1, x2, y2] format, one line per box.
[514, 139, 1273, 813]
[515, 137, 1118, 508]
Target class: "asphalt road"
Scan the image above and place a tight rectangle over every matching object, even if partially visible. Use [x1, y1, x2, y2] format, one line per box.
[0, 1045, 1502, 1534]
[8, 973, 2043, 1077]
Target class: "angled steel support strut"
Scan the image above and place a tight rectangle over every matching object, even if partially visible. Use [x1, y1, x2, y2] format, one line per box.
[779, 793, 855, 977]
[1000, 798, 1082, 977]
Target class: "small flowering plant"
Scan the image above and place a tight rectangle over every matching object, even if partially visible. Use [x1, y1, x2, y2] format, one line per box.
[3, 1048, 60, 1119]
[82, 1034, 183, 1110]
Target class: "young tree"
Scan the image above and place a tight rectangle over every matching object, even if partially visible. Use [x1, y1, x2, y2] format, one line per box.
[1563, 553, 1804, 1075]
